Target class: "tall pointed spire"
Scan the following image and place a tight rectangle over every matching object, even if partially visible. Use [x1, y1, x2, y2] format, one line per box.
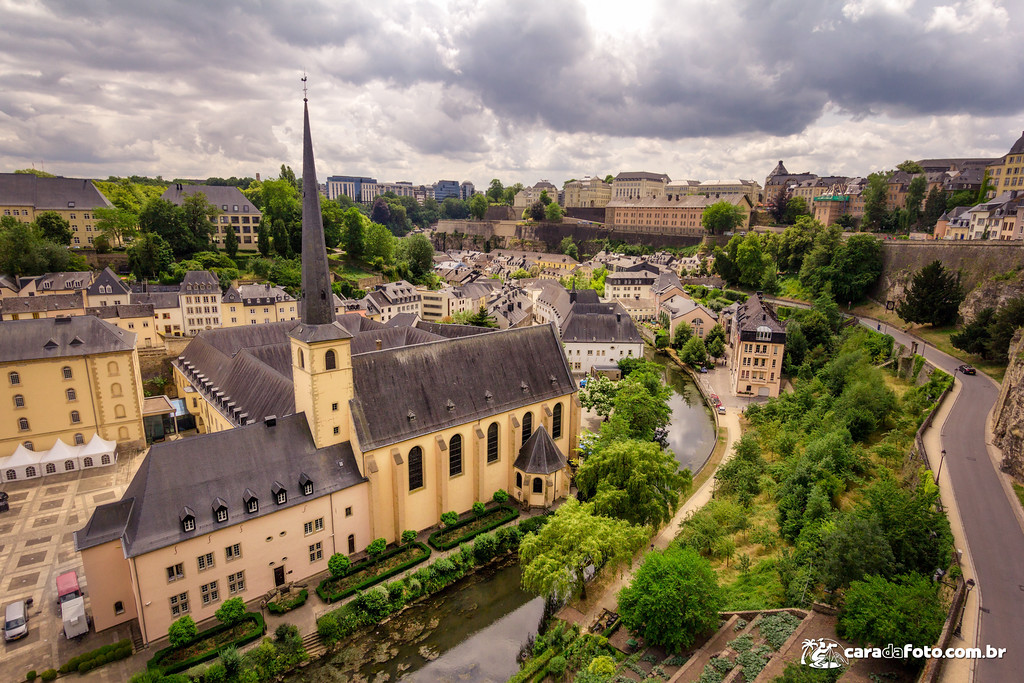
[299, 93, 334, 326]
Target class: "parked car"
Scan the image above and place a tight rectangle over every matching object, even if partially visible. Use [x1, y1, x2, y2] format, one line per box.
[718, 405, 727, 415]
[4, 600, 28, 642]
[957, 364, 977, 375]
[56, 571, 83, 606]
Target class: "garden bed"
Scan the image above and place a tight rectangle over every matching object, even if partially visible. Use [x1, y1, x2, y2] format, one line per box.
[267, 587, 308, 614]
[148, 612, 265, 674]
[316, 542, 431, 603]
[428, 505, 520, 550]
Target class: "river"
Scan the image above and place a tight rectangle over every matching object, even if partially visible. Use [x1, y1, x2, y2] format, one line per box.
[644, 348, 718, 474]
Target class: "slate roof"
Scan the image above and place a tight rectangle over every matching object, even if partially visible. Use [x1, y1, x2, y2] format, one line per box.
[513, 425, 567, 475]
[33, 271, 92, 291]
[0, 316, 135, 362]
[180, 271, 220, 293]
[383, 313, 419, 328]
[0, 173, 112, 210]
[130, 291, 181, 309]
[349, 323, 575, 452]
[75, 413, 365, 556]
[661, 295, 718, 321]
[159, 184, 260, 214]
[223, 283, 294, 305]
[86, 303, 155, 319]
[561, 301, 643, 344]
[614, 171, 670, 181]
[414, 321, 494, 338]
[85, 268, 129, 297]
[734, 296, 786, 343]
[1, 291, 84, 315]
[1009, 130, 1024, 156]
[607, 194, 750, 210]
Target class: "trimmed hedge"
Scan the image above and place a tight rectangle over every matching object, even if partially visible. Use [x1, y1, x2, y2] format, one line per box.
[148, 612, 265, 675]
[267, 588, 308, 615]
[428, 505, 520, 551]
[507, 647, 555, 683]
[316, 542, 431, 604]
[59, 639, 132, 675]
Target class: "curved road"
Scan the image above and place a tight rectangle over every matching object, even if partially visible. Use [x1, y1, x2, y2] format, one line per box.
[858, 319, 1022, 683]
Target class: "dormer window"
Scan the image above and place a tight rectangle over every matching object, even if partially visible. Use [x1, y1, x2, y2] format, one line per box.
[180, 507, 196, 533]
[300, 473, 313, 496]
[755, 325, 772, 342]
[272, 481, 287, 505]
[213, 498, 228, 523]
[243, 488, 258, 514]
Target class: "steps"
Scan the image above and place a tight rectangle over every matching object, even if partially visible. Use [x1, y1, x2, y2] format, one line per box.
[302, 630, 326, 658]
[129, 619, 145, 653]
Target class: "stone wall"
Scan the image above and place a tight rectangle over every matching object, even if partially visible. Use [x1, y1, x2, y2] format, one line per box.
[993, 329, 1024, 479]
[871, 242, 1024, 305]
[959, 271, 1024, 322]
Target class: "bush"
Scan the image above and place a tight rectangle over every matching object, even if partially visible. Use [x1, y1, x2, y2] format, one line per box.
[355, 586, 391, 622]
[548, 654, 567, 678]
[40, 672, 57, 682]
[366, 537, 387, 557]
[220, 646, 240, 675]
[168, 615, 198, 648]
[473, 532, 498, 563]
[441, 511, 459, 527]
[401, 529, 417, 545]
[317, 542, 431, 603]
[215, 597, 246, 626]
[496, 525, 521, 553]
[267, 588, 308, 614]
[473, 501, 486, 516]
[205, 663, 227, 683]
[428, 505, 519, 551]
[274, 623, 299, 642]
[26, 672, 36, 681]
[328, 553, 350, 578]
[317, 613, 340, 646]
[518, 514, 551, 536]
[493, 489, 509, 503]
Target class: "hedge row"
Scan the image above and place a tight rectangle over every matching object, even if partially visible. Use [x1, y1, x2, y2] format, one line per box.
[148, 612, 265, 675]
[59, 638, 132, 674]
[316, 542, 431, 604]
[507, 647, 555, 683]
[428, 505, 520, 551]
[267, 588, 308, 615]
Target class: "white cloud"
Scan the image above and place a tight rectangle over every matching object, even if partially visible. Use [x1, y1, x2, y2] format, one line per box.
[842, 0, 916, 21]
[925, 0, 1010, 32]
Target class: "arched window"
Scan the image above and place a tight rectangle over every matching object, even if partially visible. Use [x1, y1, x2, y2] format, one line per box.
[348, 534, 356, 554]
[107, 361, 119, 376]
[408, 446, 424, 491]
[114, 405, 126, 418]
[552, 403, 563, 440]
[111, 383, 122, 397]
[325, 349, 336, 370]
[62, 366, 72, 380]
[449, 434, 463, 476]
[18, 417, 29, 431]
[71, 410, 81, 424]
[101, 454, 111, 465]
[5, 469, 15, 481]
[8, 371, 19, 385]
[516, 472, 523, 488]
[26, 466, 36, 478]
[64, 460, 75, 471]
[522, 412, 533, 446]
[533, 477, 544, 494]
[297, 348, 304, 368]
[23, 441, 33, 450]
[14, 394, 24, 408]
[74, 433, 84, 445]
[118, 427, 128, 440]
[487, 423, 499, 463]
[45, 463, 56, 474]
[83, 457, 94, 468]
[66, 388, 76, 401]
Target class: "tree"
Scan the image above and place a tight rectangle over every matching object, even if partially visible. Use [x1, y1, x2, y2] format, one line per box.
[783, 197, 809, 224]
[167, 615, 197, 648]
[983, 297, 1024, 362]
[539, 190, 553, 206]
[126, 232, 173, 278]
[502, 183, 524, 206]
[224, 225, 239, 259]
[618, 546, 723, 652]
[558, 236, 578, 260]
[320, 195, 344, 248]
[680, 336, 708, 368]
[579, 375, 618, 419]
[897, 260, 964, 326]
[257, 220, 270, 257]
[342, 207, 366, 258]
[402, 234, 434, 279]
[0, 222, 85, 276]
[469, 194, 488, 220]
[439, 197, 470, 220]
[93, 206, 138, 248]
[466, 305, 498, 328]
[829, 234, 883, 303]
[950, 307, 994, 356]
[701, 201, 745, 235]
[545, 201, 563, 222]
[371, 196, 392, 225]
[215, 597, 246, 626]
[486, 178, 504, 203]
[271, 219, 291, 258]
[519, 498, 647, 600]
[139, 198, 186, 256]
[862, 173, 890, 231]
[364, 221, 395, 265]
[736, 233, 768, 288]
[671, 323, 693, 350]
[838, 574, 946, 651]
[528, 201, 546, 222]
[922, 186, 946, 229]
[35, 211, 73, 245]
[904, 175, 927, 226]
[366, 538, 387, 557]
[705, 324, 726, 360]
[576, 439, 690, 527]
[607, 370, 672, 442]
[179, 192, 218, 255]
[328, 553, 350, 578]
[896, 160, 924, 174]
[604, 174, 614, 184]
[815, 514, 895, 591]
[768, 186, 791, 224]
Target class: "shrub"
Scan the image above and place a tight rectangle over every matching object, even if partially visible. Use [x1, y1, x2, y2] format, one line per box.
[274, 623, 299, 642]
[406, 577, 423, 598]
[366, 537, 387, 557]
[215, 597, 246, 626]
[205, 663, 227, 683]
[493, 489, 509, 503]
[548, 654, 567, 678]
[518, 514, 550, 536]
[26, 672, 37, 681]
[401, 529, 417, 545]
[317, 613, 340, 646]
[40, 672, 57, 682]
[496, 525, 521, 553]
[355, 586, 391, 622]
[328, 553, 350, 578]
[386, 580, 406, 606]
[267, 588, 308, 614]
[220, 645, 241, 675]
[473, 501, 486, 516]
[441, 511, 459, 527]
[473, 532, 498, 563]
[168, 615, 197, 648]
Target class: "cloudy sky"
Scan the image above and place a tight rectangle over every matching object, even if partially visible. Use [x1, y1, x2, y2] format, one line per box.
[1, 0, 1022, 189]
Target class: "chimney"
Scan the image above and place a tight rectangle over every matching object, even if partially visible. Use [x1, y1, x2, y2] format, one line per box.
[375, 339, 382, 351]
[264, 415, 277, 428]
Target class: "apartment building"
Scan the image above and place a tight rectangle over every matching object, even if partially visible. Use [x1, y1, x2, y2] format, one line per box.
[221, 284, 298, 327]
[0, 173, 113, 248]
[161, 184, 262, 251]
[985, 130, 1024, 197]
[564, 176, 612, 208]
[605, 194, 751, 236]
[729, 296, 786, 398]
[611, 171, 670, 201]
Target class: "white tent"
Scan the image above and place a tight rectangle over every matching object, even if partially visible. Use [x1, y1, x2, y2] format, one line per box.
[41, 439, 81, 475]
[1, 443, 43, 482]
[78, 434, 117, 468]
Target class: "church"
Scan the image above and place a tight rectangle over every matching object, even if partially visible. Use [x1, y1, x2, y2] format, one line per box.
[74, 99, 580, 644]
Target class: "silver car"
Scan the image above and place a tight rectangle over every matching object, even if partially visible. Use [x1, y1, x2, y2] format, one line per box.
[4, 600, 28, 641]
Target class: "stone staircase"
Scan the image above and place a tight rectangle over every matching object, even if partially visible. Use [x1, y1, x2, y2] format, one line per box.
[129, 619, 145, 653]
[301, 630, 326, 659]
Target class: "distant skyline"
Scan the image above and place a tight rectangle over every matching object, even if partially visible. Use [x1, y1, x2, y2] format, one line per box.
[1, 0, 1022, 188]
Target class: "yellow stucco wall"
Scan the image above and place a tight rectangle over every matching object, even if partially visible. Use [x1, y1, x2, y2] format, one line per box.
[81, 539, 139, 633]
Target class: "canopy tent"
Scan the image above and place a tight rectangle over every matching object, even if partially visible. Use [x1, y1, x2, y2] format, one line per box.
[78, 434, 117, 468]
[1, 443, 44, 482]
[42, 438, 81, 474]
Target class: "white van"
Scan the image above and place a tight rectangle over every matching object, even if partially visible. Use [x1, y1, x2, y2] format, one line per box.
[4, 600, 28, 641]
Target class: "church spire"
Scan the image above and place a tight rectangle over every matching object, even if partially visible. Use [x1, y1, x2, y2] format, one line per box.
[299, 92, 334, 326]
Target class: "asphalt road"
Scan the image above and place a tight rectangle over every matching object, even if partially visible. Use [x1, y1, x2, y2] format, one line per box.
[860, 319, 1024, 683]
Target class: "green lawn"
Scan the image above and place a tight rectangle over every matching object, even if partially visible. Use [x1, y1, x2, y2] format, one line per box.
[1013, 482, 1024, 512]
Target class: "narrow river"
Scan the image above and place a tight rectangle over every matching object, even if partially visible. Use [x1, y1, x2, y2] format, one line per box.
[644, 348, 718, 474]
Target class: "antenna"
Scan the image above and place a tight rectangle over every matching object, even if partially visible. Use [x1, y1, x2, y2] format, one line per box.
[301, 72, 308, 101]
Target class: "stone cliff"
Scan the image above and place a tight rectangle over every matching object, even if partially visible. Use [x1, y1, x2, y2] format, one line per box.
[959, 270, 1024, 322]
[993, 329, 1024, 479]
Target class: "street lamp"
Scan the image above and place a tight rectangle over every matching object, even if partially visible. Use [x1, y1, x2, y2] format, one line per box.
[954, 578, 976, 638]
[935, 449, 947, 484]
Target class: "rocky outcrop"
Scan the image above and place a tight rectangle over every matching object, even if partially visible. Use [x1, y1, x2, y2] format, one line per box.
[959, 271, 1024, 322]
[993, 329, 1024, 478]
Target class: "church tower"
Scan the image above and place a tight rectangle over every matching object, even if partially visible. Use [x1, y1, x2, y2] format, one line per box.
[289, 91, 354, 449]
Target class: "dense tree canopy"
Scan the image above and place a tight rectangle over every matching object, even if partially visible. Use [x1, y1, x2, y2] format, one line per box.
[701, 201, 745, 235]
[36, 211, 73, 245]
[838, 574, 946, 652]
[897, 260, 964, 326]
[0, 220, 88, 276]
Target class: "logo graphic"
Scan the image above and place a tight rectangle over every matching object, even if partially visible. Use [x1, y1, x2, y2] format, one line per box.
[801, 638, 848, 669]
